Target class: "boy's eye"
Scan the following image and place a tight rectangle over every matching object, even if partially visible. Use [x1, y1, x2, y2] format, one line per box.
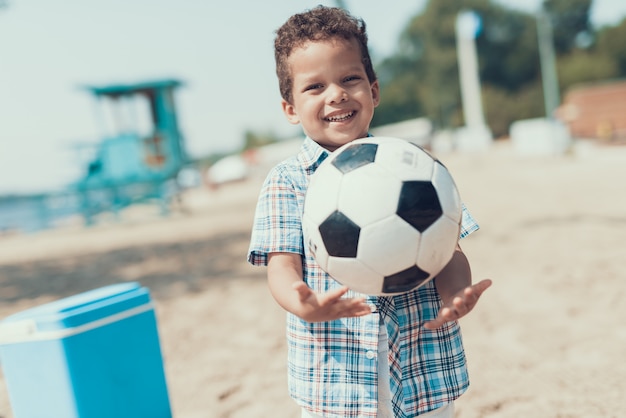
[304, 83, 323, 92]
[344, 75, 361, 83]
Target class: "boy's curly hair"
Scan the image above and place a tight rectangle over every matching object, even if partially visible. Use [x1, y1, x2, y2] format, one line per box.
[274, 6, 377, 104]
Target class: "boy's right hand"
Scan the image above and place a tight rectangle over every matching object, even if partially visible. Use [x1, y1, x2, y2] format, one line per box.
[291, 281, 372, 322]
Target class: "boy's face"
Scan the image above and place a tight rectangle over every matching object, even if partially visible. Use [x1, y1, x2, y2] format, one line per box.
[281, 38, 380, 152]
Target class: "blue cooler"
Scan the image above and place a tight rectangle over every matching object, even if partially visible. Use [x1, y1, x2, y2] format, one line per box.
[0, 282, 171, 418]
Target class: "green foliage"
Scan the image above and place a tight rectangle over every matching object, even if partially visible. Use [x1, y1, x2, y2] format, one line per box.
[482, 82, 544, 137]
[372, 0, 625, 137]
[557, 50, 618, 88]
[372, 71, 423, 127]
[594, 18, 626, 74]
[242, 130, 281, 150]
[478, 9, 539, 89]
[543, 0, 593, 53]
[374, 0, 546, 131]
[236, 0, 626, 148]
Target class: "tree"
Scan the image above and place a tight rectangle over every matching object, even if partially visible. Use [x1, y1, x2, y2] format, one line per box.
[242, 130, 280, 150]
[477, 8, 539, 90]
[557, 51, 618, 89]
[543, 0, 593, 54]
[374, 0, 544, 136]
[369, 0, 623, 138]
[594, 18, 626, 76]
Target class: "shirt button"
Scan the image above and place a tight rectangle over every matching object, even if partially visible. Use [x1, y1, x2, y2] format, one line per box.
[365, 350, 376, 360]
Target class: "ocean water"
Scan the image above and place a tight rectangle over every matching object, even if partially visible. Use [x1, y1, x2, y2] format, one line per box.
[0, 193, 82, 234]
[0, 182, 179, 234]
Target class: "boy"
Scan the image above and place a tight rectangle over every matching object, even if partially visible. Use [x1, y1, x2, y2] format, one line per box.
[247, 6, 491, 418]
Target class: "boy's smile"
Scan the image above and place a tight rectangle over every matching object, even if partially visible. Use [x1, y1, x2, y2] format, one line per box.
[281, 37, 380, 151]
[324, 110, 355, 123]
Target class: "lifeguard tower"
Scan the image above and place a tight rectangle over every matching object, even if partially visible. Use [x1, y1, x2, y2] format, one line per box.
[74, 79, 187, 224]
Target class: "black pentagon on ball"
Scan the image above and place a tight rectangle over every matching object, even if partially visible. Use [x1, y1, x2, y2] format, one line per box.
[332, 143, 378, 174]
[396, 181, 443, 232]
[319, 210, 361, 257]
[382, 265, 430, 294]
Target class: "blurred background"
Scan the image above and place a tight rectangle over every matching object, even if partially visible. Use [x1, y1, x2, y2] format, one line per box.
[1, 2, 626, 417]
[0, 0, 626, 232]
[1, 0, 625, 233]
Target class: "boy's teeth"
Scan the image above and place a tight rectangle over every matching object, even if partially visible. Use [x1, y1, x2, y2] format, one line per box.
[326, 111, 354, 122]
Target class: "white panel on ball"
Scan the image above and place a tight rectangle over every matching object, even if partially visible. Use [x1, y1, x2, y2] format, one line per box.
[431, 162, 462, 224]
[326, 257, 385, 296]
[373, 137, 435, 181]
[304, 164, 343, 225]
[417, 216, 460, 277]
[337, 163, 401, 227]
[358, 215, 421, 276]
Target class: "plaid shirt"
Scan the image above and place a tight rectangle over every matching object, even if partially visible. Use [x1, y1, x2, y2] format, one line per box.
[248, 137, 479, 418]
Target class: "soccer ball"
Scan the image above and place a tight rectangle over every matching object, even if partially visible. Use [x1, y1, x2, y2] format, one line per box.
[302, 137, 462, 296]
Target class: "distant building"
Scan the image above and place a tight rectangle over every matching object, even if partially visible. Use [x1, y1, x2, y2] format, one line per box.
[556, 79, 626, 140]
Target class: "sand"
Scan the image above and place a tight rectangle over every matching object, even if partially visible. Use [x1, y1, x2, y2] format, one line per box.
[0, 140, 625, 418]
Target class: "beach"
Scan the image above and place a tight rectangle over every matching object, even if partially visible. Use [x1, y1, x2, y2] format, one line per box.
[0, 139, 625, 418]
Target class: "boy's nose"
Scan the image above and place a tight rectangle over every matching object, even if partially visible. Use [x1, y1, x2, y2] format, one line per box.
[327, 85, 348, 104]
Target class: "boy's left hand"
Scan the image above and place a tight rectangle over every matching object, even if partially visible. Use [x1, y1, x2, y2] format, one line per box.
[423, 279, 492, 330]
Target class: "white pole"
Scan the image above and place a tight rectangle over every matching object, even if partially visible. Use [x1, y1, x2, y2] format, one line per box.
[456, 10, 486, 128]
[536, 8, 561, 118]
[454, 10, 492, 152]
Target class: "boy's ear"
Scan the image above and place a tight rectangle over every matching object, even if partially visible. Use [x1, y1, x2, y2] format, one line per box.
[281, 99, 300, 125]
[371, 80, 381, 107]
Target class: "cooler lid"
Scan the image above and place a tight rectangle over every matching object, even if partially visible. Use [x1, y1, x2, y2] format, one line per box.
[1, 282, 151, 332]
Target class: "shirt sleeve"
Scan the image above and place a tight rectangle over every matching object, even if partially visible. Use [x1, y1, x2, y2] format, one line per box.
[247, 166, 304, 266]
[459, 203, 479, 239]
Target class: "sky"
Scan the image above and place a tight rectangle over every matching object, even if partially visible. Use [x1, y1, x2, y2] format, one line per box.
[1, 0, 625, 194]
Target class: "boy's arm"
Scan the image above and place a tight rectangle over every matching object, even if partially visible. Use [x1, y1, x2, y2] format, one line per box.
[267, 252, 372, 323]
[423, 244, 492, 330]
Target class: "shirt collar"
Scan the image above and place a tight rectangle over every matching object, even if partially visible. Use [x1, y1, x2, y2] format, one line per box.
[299, 136, 330, 174]
[299, 134, 373, 174]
